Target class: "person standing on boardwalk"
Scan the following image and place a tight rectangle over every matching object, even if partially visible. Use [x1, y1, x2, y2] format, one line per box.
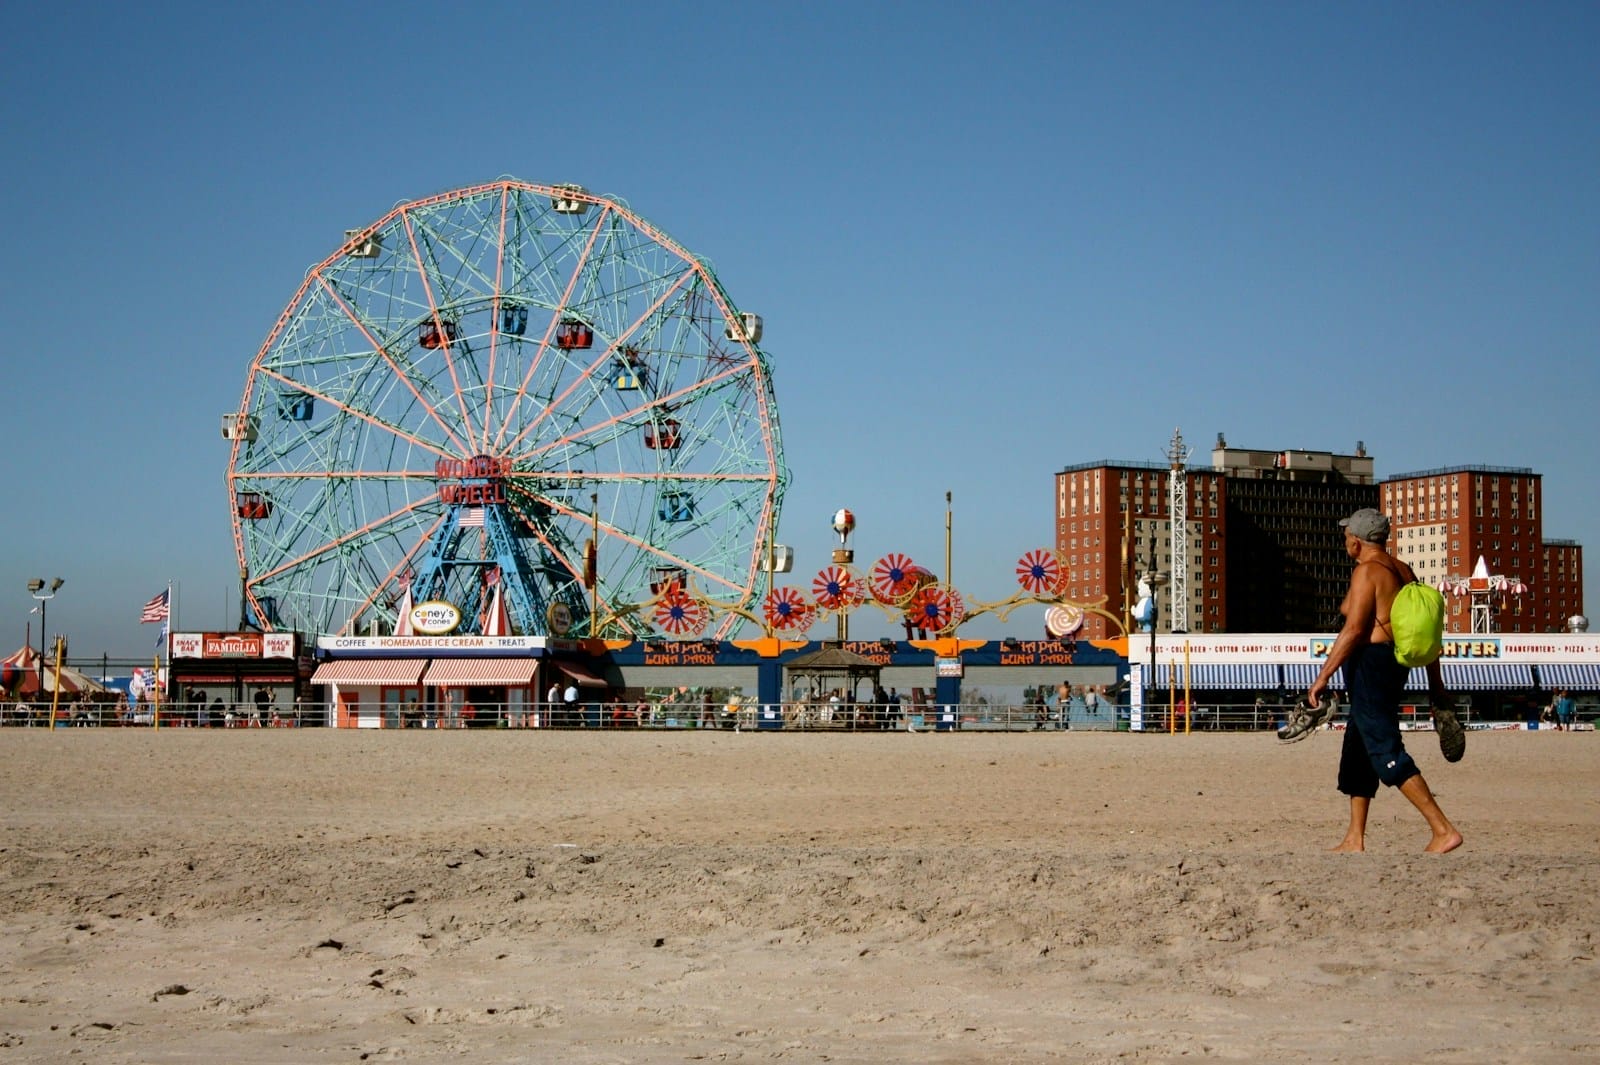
[1553, 688, 1574, 731]
[1307, 509, 1463, 854]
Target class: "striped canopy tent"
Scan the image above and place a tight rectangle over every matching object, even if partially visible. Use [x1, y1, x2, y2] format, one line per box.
[0, 645, 108, 696]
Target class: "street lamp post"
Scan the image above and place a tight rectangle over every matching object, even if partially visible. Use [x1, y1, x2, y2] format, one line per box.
[1143, 569, 1168, 726]
[27, 578, 64, 703]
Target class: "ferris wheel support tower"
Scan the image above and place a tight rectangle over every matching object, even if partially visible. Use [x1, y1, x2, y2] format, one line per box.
[1165, 428, 1193, 633]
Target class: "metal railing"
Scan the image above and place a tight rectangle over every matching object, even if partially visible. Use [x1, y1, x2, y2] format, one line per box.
[7, 698, 1555, 733]
[0, 700, 308, 728]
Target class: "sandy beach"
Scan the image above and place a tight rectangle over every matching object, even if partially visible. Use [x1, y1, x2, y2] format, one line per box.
[1, 727, 1596, 1063]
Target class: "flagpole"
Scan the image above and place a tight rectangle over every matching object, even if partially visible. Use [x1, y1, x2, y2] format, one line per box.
[152, 651, 162, 729]
[164, 580, 174, 722]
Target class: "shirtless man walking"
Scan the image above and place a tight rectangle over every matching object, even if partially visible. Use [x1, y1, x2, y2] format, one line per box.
[1307, 509, 1463, 854]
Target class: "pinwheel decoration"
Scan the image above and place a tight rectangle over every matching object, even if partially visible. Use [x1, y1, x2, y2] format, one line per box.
[653, 590, 710, 636]
[871, 553, 923, 604]
[763, 587, 814, 631]
[1015, 549, 1067, 596]
[812, 565, 867, 611]
[906, 583, 964, 634]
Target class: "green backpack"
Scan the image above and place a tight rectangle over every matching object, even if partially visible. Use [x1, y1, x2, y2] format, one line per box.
[1390, 581, 1446, 667]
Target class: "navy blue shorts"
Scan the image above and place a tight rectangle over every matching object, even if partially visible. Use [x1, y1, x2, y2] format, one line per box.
[1337, 642, 1419, 797]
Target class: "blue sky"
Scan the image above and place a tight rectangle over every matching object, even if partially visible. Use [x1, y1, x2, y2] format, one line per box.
[3, 1, 1596, 660]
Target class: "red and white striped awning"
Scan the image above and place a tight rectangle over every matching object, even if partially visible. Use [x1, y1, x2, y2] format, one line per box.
[422, 658, 539, 686]
[310, 659, 428, 685]
[554, 660, 610, 687]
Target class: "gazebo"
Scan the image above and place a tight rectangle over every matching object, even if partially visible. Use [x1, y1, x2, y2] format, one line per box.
[782, 645, 883, 727]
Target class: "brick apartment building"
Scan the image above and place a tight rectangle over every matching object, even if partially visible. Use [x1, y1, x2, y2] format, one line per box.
[1380, 465, 1584, 633]
[1056, 441, 1584, 639]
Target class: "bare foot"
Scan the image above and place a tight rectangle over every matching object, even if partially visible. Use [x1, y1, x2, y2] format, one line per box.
[1329, 838, 1364, 853]
[1424, 830, 1463, 854]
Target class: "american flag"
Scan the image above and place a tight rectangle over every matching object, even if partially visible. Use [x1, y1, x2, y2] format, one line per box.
[459, 508, 485, 528]
[140, 589, 170, 623]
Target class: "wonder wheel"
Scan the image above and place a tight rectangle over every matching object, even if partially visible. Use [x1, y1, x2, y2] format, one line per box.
[225, 179, 787, 637]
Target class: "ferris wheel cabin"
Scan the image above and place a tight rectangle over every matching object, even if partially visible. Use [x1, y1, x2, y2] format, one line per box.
[344, 229, 383, 258]
[221, 413, 258, 441]
[277, 391, 314, 421]
[659, 492, 694, 523]
[499, 303, 528, 336]
[235, 492, 272, 520]
[644, 418, 681, 450]
[555, 318, 593, 350]
[650, 566, 687, 595]
[550, 185, 590, 214]
[419, 319, 458, 349]
[724, 312, 763, 344]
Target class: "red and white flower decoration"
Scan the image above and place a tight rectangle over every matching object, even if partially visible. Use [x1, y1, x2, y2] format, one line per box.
[1015, 549, 1067, 596]
[906, 584, 964, 633]
[871, 553, 921, 604]
[764, 587, 813, 631]
[653, 591, 709, 636]
[812, 565, 866, 611]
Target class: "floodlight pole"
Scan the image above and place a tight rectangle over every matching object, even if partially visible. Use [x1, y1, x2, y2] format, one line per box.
[27, 578, 63, 705]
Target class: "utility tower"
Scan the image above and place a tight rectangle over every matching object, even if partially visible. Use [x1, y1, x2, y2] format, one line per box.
[1165, 428, 1192, 633]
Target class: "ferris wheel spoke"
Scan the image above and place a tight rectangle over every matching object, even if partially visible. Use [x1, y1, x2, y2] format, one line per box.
[496, 286, 723, 470]
[315, 521, 439, 634]
[314, 276, 474, 455]
[248, 492, 442, 587]
[594, 516, 741, 601]
[398, 208, 488, 452]
[490, 203, 614, 453]
[480, 185, 517, 455]
[505, 353, 755, 471]
[495, 247, 694, 459]
[249, 367, 458, 467]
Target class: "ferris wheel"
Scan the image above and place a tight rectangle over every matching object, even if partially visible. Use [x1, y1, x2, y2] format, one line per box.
[225, 179, 787, 639]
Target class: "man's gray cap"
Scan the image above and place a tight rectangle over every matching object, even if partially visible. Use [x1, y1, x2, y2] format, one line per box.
[1340, 508, 1390, 543]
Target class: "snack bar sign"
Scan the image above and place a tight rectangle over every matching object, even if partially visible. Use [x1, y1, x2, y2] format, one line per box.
[170, 632, 296, 659]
